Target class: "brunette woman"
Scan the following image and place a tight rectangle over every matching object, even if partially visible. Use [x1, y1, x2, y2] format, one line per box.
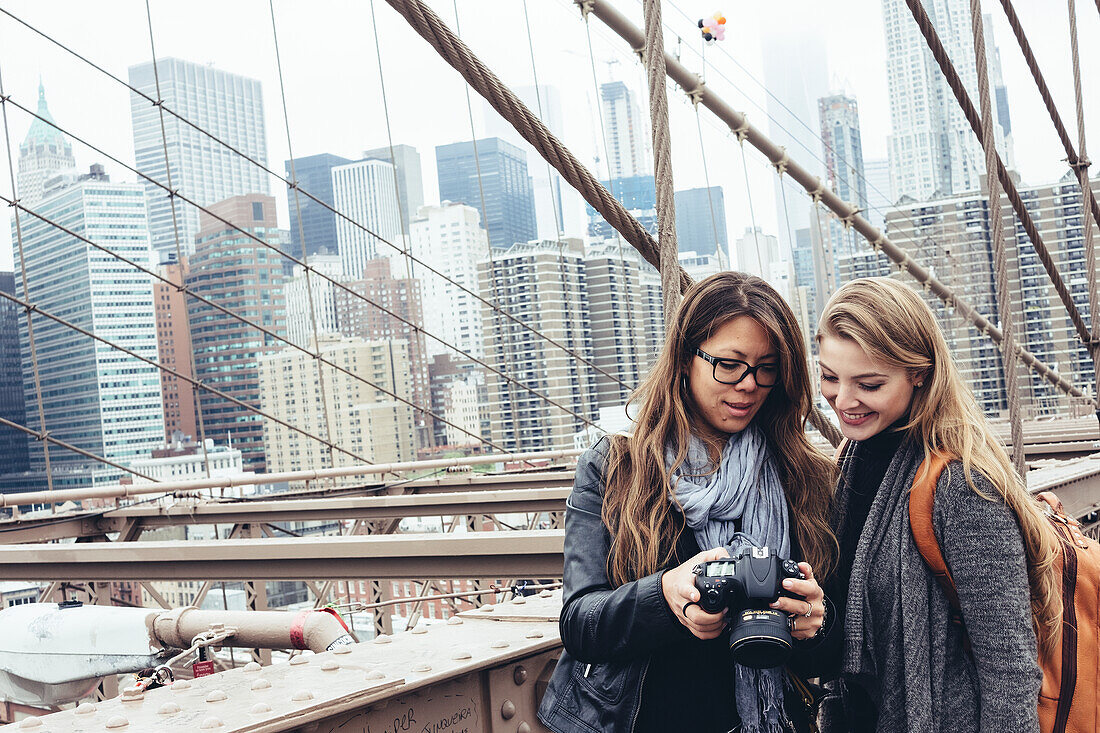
[538, 272, 838, 733]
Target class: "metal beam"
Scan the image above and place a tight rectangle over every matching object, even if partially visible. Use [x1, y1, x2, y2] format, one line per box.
[95, 488, 569, 532]
[0, 531, 566, 581]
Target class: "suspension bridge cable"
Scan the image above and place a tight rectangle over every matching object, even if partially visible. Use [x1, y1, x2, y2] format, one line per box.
[1065, 0, 1100, 426]
[996, 0, 1100, 228]
[0, 95, 605, 442]
[642, 0, 682, 326]
[143, 0, 214, 480]
[269, 0, 338, 476]
[523, 1, 599, 432]
[0, 414, 157, 485]
[0, 288, 375, 468]
[580, 0, 1093, 408]
[0, 7, 636, 400]
[970, 4, 1025, 477]
[368, 0, 435, 450]
[583, 11, 647, 400]
[902, 0, 1093, 350]
[0, 63, 53, 491]
[0, 189, 539, 457]
[452, 0, 526, 451]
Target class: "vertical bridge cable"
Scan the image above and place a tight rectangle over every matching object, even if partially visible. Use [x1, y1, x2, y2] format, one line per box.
[144, 0, 213, 479]
[269, 0, 338, 476]
[969, 4, 1025, 477]
[0, 65, 53, 491]
[642, 0, 682, 326]
[369, 0, 435, 451]
[1066, 0, 1100, 431]
[452, 0, 520, 451]
[902, 0, 1093, 350]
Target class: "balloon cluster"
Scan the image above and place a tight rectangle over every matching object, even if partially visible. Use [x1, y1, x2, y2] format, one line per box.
[698, 12, 726, 42]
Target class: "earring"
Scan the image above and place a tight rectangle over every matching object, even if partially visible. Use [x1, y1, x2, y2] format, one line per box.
[915, 382, 924, 388]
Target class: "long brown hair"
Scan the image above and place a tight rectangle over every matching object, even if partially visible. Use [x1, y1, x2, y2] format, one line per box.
[818, 277, 1061, 652]
[602, 271, 837, 587]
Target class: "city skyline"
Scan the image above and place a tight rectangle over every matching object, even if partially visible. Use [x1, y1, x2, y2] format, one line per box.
[4, 1, 1097, 276]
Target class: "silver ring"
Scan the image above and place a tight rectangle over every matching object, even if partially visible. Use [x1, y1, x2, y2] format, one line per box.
[787, 615, 796, 633]
[803, 601, 813, 618]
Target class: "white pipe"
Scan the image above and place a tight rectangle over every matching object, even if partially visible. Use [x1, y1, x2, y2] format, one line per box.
[0, 449, 584, 508]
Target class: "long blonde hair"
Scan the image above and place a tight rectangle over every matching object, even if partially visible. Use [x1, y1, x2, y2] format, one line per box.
[818, 277, 1061, 651]
[603, 272, 837, 588]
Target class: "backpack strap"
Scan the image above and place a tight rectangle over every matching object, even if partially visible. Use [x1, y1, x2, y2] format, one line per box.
[908, 452, 971, 648]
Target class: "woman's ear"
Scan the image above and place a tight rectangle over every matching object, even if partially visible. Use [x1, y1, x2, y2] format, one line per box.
[910, 370, 929, 389]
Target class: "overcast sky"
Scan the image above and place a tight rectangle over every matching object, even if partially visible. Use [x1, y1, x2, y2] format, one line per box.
[1, 0, 1098, 273]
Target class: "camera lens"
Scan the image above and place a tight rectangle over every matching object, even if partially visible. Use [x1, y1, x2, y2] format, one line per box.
[728, 608, 793, 669]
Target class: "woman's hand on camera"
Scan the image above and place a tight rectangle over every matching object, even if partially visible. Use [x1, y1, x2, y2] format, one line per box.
[662, 547, 730, 640]
[770, 561, 825, 641]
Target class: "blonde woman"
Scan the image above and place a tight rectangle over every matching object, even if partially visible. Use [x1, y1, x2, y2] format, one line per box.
[816, 277, 1059, 733]
[538, 272, 838, 733]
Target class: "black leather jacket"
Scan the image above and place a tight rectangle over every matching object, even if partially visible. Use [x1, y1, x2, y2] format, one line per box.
[538, 437, 840, 733]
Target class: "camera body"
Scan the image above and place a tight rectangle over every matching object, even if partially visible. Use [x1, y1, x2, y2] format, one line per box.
[692, 547, 805, 669]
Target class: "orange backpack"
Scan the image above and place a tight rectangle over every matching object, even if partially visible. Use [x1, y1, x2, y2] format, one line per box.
[909, 452, 1100, 733]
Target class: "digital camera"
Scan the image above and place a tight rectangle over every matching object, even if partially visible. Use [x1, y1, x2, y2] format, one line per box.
[692, 547, 805, 669]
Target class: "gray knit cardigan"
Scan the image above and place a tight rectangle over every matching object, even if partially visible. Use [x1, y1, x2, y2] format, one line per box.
[831, 437, 1041, 733]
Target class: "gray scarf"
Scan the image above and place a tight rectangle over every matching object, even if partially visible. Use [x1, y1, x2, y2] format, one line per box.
[835, 437, 937, 732]
[666, 425, 791, 733]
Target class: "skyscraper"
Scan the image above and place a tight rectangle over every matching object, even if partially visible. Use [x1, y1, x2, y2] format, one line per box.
[129, 58, 269, 260]
[16, 168, 164, 484]
[674, 186, 728, 260]
[0, 272, 29, 474]
[17, 82, 76, 208]
[284, 254, 343, 350]
[187, 194, 286, 472]
[881, 0, 1012, 200]
[260, 335, 415, 483]
[478, 239, 597, 451]
[154, 257, 198, 442]
[819, 93, 870, 284]
[584, 241, 652, 409]
[331, 157, 402, 280]
[599, 81, 650, 179]
[482, 85, 578, 238]
[284, 153, 351, 263]
[335, 257, 432, 451]
[410, 202, 490, 360]
[363, 144, 425, 236]
[586, 175, 657, 240]
[436, 138, 537, 250]
[762, 20, 828, 255]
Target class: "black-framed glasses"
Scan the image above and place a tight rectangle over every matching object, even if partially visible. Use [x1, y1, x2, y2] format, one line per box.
[694, 348, 779, 387]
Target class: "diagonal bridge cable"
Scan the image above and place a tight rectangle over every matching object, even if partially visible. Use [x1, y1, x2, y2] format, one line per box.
[903, 0, 1095, 352]
[0, 94, 604, 443]
[0, 5, 641, 399]
[0, 287, 376, 467]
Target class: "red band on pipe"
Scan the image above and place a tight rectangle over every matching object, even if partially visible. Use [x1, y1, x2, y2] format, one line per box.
[289, 610, 310, 649]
